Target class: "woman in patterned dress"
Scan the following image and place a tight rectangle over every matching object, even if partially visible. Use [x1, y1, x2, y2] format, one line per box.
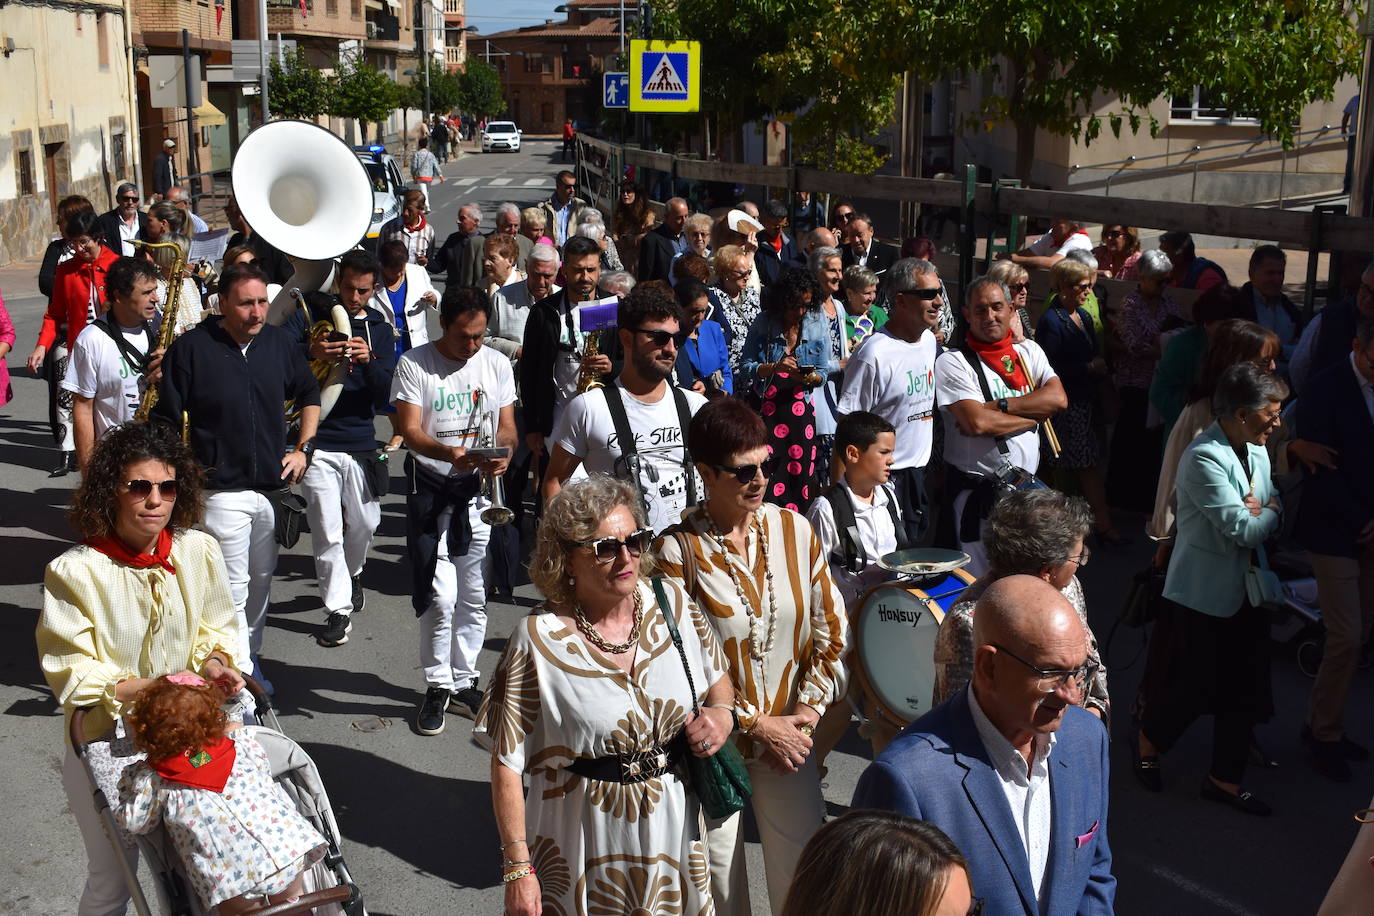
[37, 421, 244, 914]
[708, 245, 762, 373]
[657, 397, 849, 916]
[477, 475, 734, 916]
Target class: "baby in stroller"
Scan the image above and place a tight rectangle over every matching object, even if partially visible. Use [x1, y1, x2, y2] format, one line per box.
[113, 674, 329, 914]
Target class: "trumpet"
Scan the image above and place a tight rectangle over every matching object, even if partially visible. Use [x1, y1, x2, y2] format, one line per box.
[132, 239, 188, 423]
[481, 473, 514, 526]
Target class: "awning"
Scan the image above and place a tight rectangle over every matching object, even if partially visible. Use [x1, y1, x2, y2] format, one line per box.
[193, 100, 228, 127]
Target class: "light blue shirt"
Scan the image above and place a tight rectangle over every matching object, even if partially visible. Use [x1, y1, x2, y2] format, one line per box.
[1251, 289, 1297, 367]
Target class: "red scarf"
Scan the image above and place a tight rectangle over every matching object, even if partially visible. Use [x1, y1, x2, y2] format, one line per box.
[83, 528, 177, 574]
[151, 735, 236, 792]
[965, 333, 1029, 391]
[405, 214, 427, 233]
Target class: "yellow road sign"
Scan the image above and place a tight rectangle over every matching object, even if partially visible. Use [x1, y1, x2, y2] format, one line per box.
[629, 40, 701, 113]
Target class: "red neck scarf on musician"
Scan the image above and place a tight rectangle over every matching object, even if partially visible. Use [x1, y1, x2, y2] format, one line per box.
[405, 213, 427, 233]
[965, 332, 1029, 391]
[151, 735, 236, 792]
[84, 528, 177, 574]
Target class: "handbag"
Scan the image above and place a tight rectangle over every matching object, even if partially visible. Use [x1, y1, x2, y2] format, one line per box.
[1119, 564, 1166, 628]
[1245, 544, 1284, 610]
[650, 576, 751, 820]
[268, 488, 309, 549]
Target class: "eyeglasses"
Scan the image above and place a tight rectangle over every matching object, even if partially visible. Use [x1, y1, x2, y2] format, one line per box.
[122, 479, 179, 500]
[897, 287, 942, 301]
[631, 327, 676, 348]
[711, 459, 774, 484]
[1066, 546, 1091, 568]
[990, 643, 1099, 694]
[574, 527, 655, 563]
[1067, 282, 1093, 293]
[726, 269, 751, 282]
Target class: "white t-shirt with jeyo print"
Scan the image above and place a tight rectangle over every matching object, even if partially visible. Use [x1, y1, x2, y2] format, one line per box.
[390, 342, 517, 476]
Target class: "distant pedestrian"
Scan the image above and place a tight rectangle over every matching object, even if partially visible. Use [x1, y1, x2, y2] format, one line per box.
[561, 118, 575, 162]
[410, 137, 445, 208]
[430, 116, 450, 164]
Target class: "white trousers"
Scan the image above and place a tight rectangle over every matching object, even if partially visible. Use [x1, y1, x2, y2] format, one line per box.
[302, 449, 381, 617]
[706, 754, 826, 916]
[202, 489, 279, 675]
[419, 500, 491, 689]
[62, 745, 137, 916]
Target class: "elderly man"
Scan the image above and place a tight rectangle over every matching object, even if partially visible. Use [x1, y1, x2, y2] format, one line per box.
[853, 575, 1115, 915]
[837, 258, 943, 545]
[1241, 245, 1303, 374]
[1010, 217, 1093, 271]
[154, 138, 179, 198]
[638, 196, 690, 282]
[163, 185, 208, 235]
[934, 276, 1067, 575]
[841, 213, 900, 278]
[537, 170, 588, 248]
[98, 182, 148, 257]
[1292, 258, 1374, 392]
[451, 202, 533, 289]
[800, 227, 838, 259]
[430, 203, 483, 286]
[488, 243, 559, 366]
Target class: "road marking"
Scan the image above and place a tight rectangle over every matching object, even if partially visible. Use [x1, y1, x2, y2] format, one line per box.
[1147, 865, 1254, 915]
[523, 178, 548, 187]
[451, 177, 478, 186]
[488, 178, 512, 186]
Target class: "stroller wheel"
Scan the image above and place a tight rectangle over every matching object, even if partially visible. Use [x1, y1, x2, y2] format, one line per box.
[1298, 638, 1324, 679]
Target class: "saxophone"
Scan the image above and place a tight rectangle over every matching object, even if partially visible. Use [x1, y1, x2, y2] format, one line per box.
[577, 330, 605, 393]
[132, 239, 187, 424]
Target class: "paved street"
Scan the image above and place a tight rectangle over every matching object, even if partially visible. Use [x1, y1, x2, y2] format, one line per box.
[0, 137, 1371, 915]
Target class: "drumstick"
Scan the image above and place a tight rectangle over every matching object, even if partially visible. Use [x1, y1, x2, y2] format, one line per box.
[1011, 352, 1062, 458]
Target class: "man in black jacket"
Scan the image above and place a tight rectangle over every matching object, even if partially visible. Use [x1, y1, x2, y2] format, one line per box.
[98, 182, 148, 257]
[841, 213, 900, 278]
[153, 261, 319, 688]
[756, 199, 804, 288]
[225, 195, 294, 285]
[428, 203, 483, 287]
[637, 197, 690, 283]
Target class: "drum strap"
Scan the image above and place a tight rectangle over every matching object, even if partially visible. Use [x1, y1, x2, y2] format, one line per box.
[960, 347, 1011, 457]
[823, 482, 904, 574]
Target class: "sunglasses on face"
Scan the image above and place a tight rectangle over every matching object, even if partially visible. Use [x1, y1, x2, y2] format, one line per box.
[1008, 282, 1029, 293]
[123, 479, 179, 500]
[559, 182, 577, 190]
[631, 327, 676, 348]
[119, 195, 139, 203]
[712, 459, 774, 484]
[897, 287, 942, 301]
[574, 527, 654, 563]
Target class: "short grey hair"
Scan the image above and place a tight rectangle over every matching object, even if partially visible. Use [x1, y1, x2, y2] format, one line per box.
[842, 265, 879, 292]
[579, 208, 605, 225]
[802, 228, 837, 251]
[495, 202, 521, 224]
[966, 275, 1010, 305]
[529, 475, 653, 607]
[116, 181, 140, 199]
[985, 489, 1093, 574]
[808, 245, 842, 278]
[1212, 362, 1289, 418]
[888, 257, 939, 293]
[684, 213, 713, 235]
[1136, 248, 1173, 281]
[459, 203, 483, 223]
[527, 243, 559, 267]
[600, 270, 635, 296]
[575, 221, 605, 241]
[1064, 248, 1098, 271]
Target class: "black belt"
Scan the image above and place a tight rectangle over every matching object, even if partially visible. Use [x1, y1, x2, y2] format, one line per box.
[565, 734, 686, 784]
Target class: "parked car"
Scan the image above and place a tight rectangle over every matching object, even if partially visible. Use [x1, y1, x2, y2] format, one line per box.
[482, 121, 522, 153]
[353, 144, 405, 241]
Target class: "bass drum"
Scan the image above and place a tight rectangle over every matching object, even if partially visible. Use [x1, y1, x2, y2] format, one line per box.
[851, 570, 976, 730]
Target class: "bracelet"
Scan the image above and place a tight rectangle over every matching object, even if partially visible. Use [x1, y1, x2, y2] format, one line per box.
[499, 839, 526, 851]
[503, 858, 531, 868]
[502, 865, 536, 884]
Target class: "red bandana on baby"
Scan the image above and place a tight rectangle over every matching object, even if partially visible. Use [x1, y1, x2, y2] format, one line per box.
[151, 735, 236, 792]
[965, 333, 1030, 391]
[83, 529, 176, 574]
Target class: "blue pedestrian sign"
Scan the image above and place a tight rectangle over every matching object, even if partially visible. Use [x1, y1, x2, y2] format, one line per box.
[603, 72, 629, 109]
[629, 40, 700, 112]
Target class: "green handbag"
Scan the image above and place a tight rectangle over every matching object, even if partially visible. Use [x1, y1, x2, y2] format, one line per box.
[651, 576, 752, 820]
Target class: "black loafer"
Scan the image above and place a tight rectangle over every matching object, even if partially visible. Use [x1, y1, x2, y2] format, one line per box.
[1200, 778, 1271, 817]
[1131, 735, 1163, 792]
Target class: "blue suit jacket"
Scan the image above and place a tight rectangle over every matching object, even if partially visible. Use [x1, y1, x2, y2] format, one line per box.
[1295, 358, 1374, 558]
[852, 688, 1115, 916]
[1163, 421, 1279, 616]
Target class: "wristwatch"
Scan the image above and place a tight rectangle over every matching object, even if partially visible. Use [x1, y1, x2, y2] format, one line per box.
[295, 439, 316, 466]
[996, 397, 1009, 413]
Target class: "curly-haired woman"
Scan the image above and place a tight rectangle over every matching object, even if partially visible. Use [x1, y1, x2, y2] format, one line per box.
[37, 420, 243, 914]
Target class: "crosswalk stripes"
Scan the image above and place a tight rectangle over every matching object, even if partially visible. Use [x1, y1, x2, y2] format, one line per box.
[523, 178, 548, 187]
[451, 177, 479, 186]
[488, 178, 512, 186]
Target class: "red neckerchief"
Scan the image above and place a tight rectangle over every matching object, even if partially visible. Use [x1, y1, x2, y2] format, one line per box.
[965, 333, 1029, 391]
[83, 528, 177, 574]
[767, 233, 783, 253]
[150, 735, 236, 792]
[405, 214, 427, 233]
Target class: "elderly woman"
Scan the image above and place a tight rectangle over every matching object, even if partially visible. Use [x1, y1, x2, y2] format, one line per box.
[37, 420, 244, 914]
[932, 488, 1109, 722]
[670, 213, 715, 286]
[657, 396, 848, 916]
[1135, 364, 1287, 816]
[1037, 257, 1120, 545]
[740, 268, 836, 512]
[709, 244, 762, 371]
[476, 475, 732, 916]
[575, 209, 624, 273]
[986, 259, 1033, 343]
[1105, 248, 1182, 510]
[674, 278, 732, 395]
[481, 233, 523, 297]
[1093, 224, 1142, 280]
[841, 265, 887, 349]
[519, 206, 553, 250]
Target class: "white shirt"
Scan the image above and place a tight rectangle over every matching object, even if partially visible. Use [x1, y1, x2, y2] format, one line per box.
[968, 686, 1055, 905]
[838, 327, 939, 469]
[390, 342, 517, 476]
[189, 212, 209, 234]
[117, 213, 140, 257]
[61, 319, 153, 437]
[1353, 352, 1374, 422]
[805, 481, 901, 604]
[1027, 231, 1092, 259]
[551, 380, 707, 532]
[934, 341, 1057, 476]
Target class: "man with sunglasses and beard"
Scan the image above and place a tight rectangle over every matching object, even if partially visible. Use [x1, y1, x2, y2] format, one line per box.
[544, 284, 707, 533]
[837, 258, 943, 546]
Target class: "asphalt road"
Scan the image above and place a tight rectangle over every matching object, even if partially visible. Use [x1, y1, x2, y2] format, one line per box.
[0, 138, 1370, 915]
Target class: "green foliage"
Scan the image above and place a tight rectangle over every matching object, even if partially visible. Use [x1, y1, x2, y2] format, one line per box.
[400, 59, 461, 116]
[331, 54, 400, 126]
[457, 58, 507, 118]
[268, 48, 333, 121]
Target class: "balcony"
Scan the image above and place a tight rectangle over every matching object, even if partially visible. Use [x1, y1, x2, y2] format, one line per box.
[445, 44, 465, 67]
[443, 0, 461, 13]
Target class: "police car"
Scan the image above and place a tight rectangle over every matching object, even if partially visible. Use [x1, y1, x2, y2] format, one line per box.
[353, 145, 406, 240]
[482, 121, 522, 153]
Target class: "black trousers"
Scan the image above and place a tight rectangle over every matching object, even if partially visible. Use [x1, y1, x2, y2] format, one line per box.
[890, 465, 931, 547]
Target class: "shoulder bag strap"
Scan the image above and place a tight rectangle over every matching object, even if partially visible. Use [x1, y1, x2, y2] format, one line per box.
[823, 482, 865, 572]
[671, 385, 699, 506]
[671, 529, 698, 598]
[960, 347, 1010, 456]
[652, 576, 701, 716]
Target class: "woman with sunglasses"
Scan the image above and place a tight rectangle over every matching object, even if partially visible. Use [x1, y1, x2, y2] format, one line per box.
[708, 244, 762, 372]
[985, 260, 1033, 342]
[657, 396, 848, 916]
[476, 475, 732, 916]
[37, 420, 244, 914]
[1092, 224, 1141, 280]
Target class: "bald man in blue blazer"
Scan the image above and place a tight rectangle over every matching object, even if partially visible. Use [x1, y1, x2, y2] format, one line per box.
[853, 575, 1115, 915]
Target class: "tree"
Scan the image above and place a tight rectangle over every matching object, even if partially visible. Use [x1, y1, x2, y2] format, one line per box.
[457, 58, 507, 119]
[268, 48, 333, 121]
[400, 59, 461, 116]
[332, 54, 400, 144]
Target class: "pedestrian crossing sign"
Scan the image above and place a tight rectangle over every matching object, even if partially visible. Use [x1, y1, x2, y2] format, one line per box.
[630, 40, 700, 113]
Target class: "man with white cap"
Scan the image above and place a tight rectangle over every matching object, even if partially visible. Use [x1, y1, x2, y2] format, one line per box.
[154, 138, 179, 199]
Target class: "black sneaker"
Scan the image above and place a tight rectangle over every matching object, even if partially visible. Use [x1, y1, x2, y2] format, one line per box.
[317, 613, 352, 647]
[416, 686, 451, 735]
[351, 576, 365, 615]
[448, 680, 484, 720]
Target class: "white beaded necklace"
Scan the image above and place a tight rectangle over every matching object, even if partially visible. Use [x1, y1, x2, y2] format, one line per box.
[705, 507, 778, 665]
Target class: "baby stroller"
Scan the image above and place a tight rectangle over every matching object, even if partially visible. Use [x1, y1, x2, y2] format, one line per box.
[70, 676, 366, 916]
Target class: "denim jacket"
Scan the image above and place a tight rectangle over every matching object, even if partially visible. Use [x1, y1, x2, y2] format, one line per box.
[738, 310, 838, 398]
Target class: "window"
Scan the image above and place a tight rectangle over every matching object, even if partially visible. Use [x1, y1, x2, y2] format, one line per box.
[351, 0, 361, 16]
[326, 0, 337, 14]
[524, 54, 552, 74]
[16, 149, 35, 196]
[111, 131, 126, 176]
[1170, 87, 1257, 124]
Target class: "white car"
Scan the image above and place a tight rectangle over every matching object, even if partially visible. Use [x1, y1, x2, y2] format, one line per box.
[482, 121, 522, 153]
